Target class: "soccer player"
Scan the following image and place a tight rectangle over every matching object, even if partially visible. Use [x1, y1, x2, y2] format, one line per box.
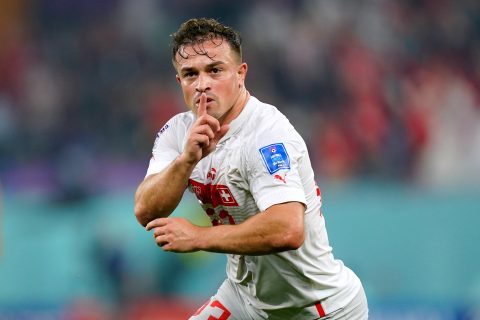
[134, 18, 368, 319]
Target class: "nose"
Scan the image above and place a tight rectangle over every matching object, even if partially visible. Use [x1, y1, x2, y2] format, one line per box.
[195, 73, 211, 93]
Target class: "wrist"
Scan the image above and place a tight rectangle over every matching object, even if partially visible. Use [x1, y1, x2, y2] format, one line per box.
[177, 153, 198, 169]
[194, 226, 208, 251]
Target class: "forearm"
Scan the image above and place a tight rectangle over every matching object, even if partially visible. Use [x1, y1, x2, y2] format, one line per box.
[196, 221, 277, 255]
[195, 204, 305, 255]
[135, 155, 195, 226]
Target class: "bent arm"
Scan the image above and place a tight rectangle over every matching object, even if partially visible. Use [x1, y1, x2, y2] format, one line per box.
[198, 202, 305, 254]
[148, 201, 305, 255]
[136, 93, 229, 227]
[134, 154, 195, 226]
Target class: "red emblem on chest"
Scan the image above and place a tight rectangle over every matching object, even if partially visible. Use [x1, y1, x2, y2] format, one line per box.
[188, 179, 239, 207]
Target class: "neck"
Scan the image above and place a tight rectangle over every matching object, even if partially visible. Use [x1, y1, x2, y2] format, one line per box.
[219, 88, 250, 126]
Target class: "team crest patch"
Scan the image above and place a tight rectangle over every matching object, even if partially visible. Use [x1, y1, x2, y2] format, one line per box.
[259, 143, 290, 174]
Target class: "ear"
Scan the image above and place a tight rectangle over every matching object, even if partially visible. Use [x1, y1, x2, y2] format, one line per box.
[237, 63, 248, 85]
[176, 74, 181, 84]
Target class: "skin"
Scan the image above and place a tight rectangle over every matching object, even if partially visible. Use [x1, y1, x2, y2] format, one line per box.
[134, 37, 305, 255]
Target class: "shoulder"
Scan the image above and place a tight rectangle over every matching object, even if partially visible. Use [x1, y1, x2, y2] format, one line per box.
[249, 97, 289, 123]
[247, 97, 304, 149]
[165, 111, 195, 131]
[151, 111, 195, 152]
[240, 97, 306, 172]
[155, 111, 195, 137]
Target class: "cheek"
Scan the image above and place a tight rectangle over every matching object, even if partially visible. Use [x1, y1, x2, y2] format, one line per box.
[181, 84, 195, 101]
[223, 75, 239, 96]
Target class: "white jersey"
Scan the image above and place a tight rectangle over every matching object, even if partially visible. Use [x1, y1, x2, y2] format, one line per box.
[146, 96, 361, 314]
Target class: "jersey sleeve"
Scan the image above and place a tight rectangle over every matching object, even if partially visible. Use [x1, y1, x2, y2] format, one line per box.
[145, 115, 187, 177]
[245, 129, 307, 212]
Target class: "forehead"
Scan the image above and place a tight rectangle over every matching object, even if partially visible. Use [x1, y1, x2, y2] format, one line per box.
[174, 39, 237, 69]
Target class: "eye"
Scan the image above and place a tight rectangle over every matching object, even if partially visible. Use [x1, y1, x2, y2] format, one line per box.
[184, 72, 195, 78]
[211, 67, 221, 74]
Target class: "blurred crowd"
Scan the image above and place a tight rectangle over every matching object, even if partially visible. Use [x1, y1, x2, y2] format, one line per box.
[1, 0, 480, 198]
[1, 2, 480, 318]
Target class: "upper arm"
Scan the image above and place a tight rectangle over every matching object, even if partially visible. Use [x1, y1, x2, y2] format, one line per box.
[245, 128, 308, 212]
[146, 115, 188, 177]
[264, 201, 306, 249]
[243, 122, 308, 250]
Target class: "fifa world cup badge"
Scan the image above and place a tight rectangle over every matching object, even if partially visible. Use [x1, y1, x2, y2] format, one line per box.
[259, 143, 291, 174]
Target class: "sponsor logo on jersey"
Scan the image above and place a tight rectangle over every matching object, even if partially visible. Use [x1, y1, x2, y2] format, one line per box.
[188, 179, 239, 207]
[274, 172, 287, 184]
[206, 168, 217, 181]
[158, 123, 169, 135]
[152, 124, 170, 158]
[259, 143, 291, 174]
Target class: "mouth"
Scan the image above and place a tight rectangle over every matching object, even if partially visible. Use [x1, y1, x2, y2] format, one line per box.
[195, 97, 214, 105]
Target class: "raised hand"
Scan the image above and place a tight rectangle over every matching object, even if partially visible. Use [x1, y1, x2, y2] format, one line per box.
[181, 93, 229, 165]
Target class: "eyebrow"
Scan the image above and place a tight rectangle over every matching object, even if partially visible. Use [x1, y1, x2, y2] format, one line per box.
[180, 61, 226, 73]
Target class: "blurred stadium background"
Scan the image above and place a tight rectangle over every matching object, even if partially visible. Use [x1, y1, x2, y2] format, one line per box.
[1, 0, 480, 319]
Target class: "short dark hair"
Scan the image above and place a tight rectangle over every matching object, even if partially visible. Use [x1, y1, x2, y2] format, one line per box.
[171, 18, 242, 64]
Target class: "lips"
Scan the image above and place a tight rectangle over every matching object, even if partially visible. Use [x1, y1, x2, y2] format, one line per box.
[195, 97, 214, 104]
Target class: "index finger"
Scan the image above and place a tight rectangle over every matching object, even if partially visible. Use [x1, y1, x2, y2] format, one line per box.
[146, 218, 168, 231]
[197, 93, 207, 117]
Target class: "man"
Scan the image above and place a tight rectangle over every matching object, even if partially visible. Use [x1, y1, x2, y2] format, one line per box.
[134, 18, 368, 319]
